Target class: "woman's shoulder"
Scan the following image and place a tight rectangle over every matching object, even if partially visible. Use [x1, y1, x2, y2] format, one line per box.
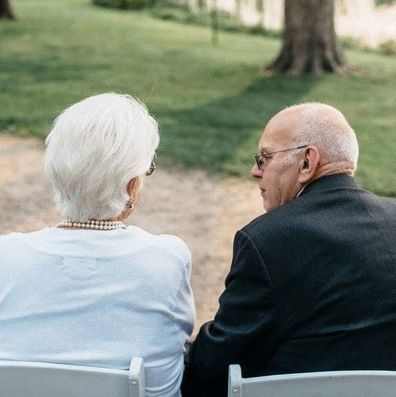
[0, 232, 17, 246]
[0, 228, 54, 243]
[0, 230, 30, 245]
[0, 229, 51, 257]
[126, 226, 191, 264]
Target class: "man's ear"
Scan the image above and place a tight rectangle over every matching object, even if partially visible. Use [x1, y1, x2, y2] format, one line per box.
[298, 146, 320, 184]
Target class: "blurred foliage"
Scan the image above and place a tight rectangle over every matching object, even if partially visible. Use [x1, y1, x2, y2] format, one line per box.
[379, 40, 396, 56]
[375, 0, 396, 5]
[150, 1, 281, 37]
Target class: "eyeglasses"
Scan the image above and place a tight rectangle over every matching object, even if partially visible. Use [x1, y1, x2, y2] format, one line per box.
[254, 144, 309, 170]
[146, 160, 156, 176]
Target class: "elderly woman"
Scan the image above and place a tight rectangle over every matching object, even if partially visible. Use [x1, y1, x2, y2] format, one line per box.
[0, 93, 195, 397]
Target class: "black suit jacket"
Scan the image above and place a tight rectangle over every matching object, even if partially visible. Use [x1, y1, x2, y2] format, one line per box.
[182, 174, 396, 397]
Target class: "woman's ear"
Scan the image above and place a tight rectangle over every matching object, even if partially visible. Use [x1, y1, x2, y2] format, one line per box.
[298, 146, 321, 184]
[127, 178, 136, 197]
[127, 176, 144, 197]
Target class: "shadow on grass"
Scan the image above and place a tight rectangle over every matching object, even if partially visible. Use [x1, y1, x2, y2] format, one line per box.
[157, 74, 319, 176]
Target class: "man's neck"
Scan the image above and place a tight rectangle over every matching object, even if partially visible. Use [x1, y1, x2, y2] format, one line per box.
[311, 160, 354, 184]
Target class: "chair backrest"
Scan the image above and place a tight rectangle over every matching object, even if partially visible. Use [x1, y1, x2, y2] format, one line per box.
[0, 357, 145, 397]
[228, 364, 396, 397]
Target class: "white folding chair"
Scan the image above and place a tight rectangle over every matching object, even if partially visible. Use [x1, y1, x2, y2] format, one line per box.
[0, 357, 145, 397]
[228, 364, 396, 397]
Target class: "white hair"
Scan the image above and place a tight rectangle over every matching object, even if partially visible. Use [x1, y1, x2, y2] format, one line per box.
[44, 93, 159, 221]
[282, 103, 359, 170]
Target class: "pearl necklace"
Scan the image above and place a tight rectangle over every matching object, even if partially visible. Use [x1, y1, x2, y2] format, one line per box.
[56, 219, 126, 230]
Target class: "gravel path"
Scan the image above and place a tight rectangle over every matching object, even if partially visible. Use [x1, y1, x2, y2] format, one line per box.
[0, 134, 263, 327]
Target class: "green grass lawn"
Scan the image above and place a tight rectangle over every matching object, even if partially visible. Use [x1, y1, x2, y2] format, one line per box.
[1, 0, 395, 196]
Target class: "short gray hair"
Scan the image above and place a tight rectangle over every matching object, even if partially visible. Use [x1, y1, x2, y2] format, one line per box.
[283, 103, 359, 170]
[44, 93, 159, 221]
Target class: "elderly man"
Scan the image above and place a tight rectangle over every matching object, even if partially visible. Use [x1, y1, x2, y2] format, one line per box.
[182, 103, 396, 397]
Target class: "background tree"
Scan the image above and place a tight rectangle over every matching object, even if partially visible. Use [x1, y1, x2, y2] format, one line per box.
[92, 0, 148, 10]
[265, 0, 347, 76]
[0, 0, 16, 20]
[210, 0, 219, 45]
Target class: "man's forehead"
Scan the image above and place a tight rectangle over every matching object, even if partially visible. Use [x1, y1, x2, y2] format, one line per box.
[258, 125, 291, 152]
[258, 112, 295, 152]
[258, 134, 273, 152]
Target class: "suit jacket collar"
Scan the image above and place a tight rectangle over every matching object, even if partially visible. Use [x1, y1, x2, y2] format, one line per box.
[299, 173, 359, 197]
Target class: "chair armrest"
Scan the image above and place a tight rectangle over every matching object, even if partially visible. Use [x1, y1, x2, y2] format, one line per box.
[228, 364, 242, 397]
[129, 357, 145, 397]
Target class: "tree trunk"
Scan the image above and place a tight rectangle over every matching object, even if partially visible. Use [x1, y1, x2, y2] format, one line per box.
[265, 0, 347, 76]
[0, 0, 16, 20]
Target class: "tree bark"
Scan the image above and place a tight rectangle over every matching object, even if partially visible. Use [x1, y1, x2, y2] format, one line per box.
[0, 0, 16, 20]
[265, 0, 347, 76]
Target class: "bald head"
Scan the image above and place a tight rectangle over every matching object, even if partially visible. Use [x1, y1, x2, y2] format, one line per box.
[252, 103, 359, 211]
[267, 103, 359, 171]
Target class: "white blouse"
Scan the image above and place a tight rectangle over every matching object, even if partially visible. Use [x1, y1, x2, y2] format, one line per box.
[0, 226, 195, 397]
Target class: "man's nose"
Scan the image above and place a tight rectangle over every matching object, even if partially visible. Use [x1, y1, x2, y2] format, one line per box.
[251, 164, 263, 178]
